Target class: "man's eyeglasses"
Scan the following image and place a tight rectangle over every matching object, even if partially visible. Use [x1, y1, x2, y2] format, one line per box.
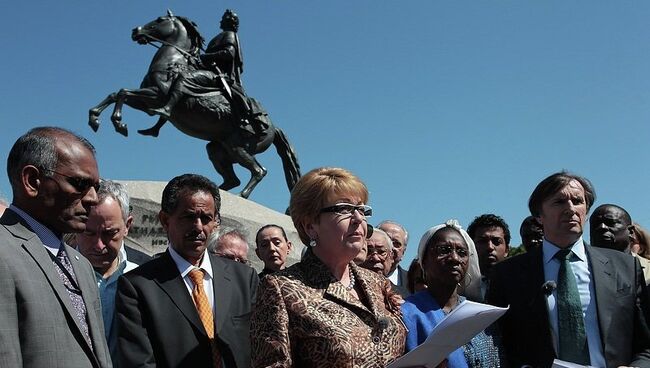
[320, 203, 372, 217]
[367, 248, 389, 258]
[213, 252, 251, 266]
[434, 245, 469, 258]
[40, 168, 100, 194]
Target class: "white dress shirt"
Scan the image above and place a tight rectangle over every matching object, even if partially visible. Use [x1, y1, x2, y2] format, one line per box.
[168, 246, 215, 310]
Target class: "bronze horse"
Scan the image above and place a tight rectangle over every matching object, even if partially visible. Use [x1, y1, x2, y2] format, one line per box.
[88, 12, 300, 199]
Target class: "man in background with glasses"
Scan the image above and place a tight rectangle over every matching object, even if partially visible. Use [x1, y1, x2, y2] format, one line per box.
[378, 220, 411, 296]
[360, 228, 409, 297]
[209, 229, 251, 266]
[360, 228, 393, 277]
[0, 127, 112, 367]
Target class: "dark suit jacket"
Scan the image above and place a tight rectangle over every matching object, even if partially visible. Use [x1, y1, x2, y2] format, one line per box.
[396, 265, 409, 288]
[116, 250, 258, 368]
[487, 244, 650, 368]
[0, 209, 112, 368]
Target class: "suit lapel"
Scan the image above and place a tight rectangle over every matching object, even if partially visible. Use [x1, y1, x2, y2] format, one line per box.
[587, 245, 616, 349]
[17, 226, 89, 343]
[4, 212, 96, 355]
[353, 265, 387, 320]
[154, 252, 206, 335]
[211, 255, 232, 335]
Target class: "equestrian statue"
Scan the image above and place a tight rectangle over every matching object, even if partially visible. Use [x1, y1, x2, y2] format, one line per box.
[89, 10, 301, 199]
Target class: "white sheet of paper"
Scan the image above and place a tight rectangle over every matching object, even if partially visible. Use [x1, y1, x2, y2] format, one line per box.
[387, 300, 509, 368]
[551, 359, 594, 368]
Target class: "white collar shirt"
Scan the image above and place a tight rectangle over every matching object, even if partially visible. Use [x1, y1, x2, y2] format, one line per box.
[168, 245, 215, 310]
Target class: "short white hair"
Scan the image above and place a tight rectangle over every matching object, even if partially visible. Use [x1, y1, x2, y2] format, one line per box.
[370, 228, 393, 252]
[377, 220, 409, 245]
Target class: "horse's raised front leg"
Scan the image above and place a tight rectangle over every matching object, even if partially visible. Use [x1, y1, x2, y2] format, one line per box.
[111, 88, 130, 137]
[110, 87, 162, 137]
[88, 92, 118, 132]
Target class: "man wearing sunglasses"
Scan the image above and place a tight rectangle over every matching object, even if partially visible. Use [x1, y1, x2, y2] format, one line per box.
[0, 127, 111, 368]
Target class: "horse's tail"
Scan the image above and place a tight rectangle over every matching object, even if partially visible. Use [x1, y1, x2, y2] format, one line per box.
[272, 127, 301, 192]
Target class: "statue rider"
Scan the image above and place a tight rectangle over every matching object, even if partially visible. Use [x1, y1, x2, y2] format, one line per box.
[151, 9, 254, 135]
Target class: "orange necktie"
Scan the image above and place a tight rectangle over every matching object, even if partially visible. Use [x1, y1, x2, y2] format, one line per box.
[188, 269, 222, 368]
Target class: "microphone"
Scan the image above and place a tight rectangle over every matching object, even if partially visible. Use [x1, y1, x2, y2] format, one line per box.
[541, 280, 557, 296]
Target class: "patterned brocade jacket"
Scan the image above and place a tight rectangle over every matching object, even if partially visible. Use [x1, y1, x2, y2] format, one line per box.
[251, 250, 407, 368]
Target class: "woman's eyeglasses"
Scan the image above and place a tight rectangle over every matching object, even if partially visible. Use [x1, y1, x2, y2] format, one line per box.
[434, 245, 469, 258]
[319, 203, 372, 217]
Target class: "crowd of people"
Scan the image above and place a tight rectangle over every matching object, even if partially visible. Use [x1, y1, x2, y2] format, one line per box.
[1, 126, 649, 368]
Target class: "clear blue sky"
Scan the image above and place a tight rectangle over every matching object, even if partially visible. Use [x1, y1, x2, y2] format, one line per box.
[2, 1, 650, 264]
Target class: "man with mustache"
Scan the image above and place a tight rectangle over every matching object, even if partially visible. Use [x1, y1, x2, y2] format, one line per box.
[488, 171, 650, 368]
[360, 228, 393, 277]
[116, 173, 258, 368]
[378, 220, 410, 295]
[0, 127, 111, 367]
[360, 228, 410, 297]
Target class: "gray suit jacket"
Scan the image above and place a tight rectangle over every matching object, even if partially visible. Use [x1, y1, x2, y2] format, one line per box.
[0, 209, 112, 368]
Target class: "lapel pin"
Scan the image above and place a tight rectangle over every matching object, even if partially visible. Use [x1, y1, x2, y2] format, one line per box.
[75, 255, 79, 260]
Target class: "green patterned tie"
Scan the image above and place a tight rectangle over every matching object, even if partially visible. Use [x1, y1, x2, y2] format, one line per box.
[554, 248, 590, 365]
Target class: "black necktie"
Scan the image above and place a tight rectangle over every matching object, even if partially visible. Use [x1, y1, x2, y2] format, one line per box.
[554, 248, 589, 365]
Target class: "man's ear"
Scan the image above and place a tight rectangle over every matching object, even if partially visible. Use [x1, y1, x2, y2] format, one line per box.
[124, 215, 134, 235]
[287, 241, 293, 252]
[21, 165, 42, 198]
[159, 211, 169, 232]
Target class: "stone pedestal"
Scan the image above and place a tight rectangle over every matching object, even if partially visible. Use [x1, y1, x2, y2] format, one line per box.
[117, 180, 303, 272]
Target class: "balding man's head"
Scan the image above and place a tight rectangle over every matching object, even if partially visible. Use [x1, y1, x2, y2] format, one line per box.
[589, 204, 633, 252]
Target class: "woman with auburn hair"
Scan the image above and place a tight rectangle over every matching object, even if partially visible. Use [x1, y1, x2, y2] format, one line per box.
[251, 167, 406, 367]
